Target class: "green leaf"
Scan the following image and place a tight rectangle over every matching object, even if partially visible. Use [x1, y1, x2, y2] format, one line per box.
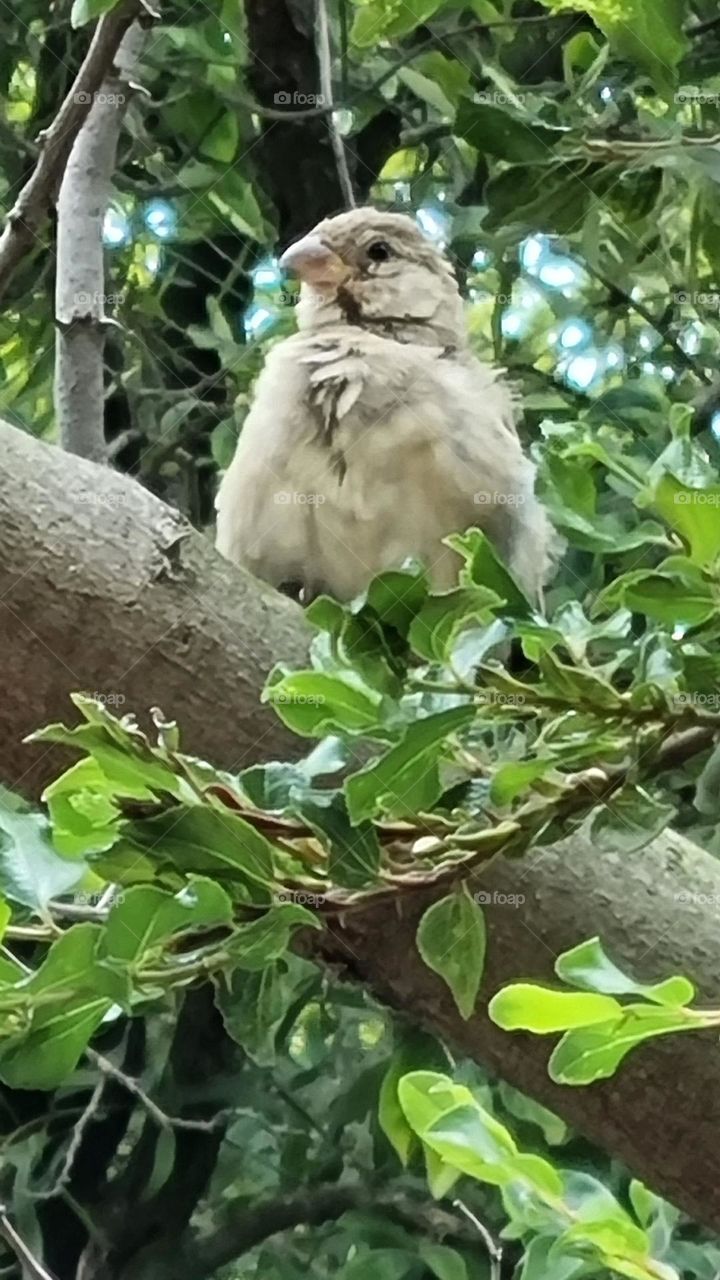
[538, 0, 688, 93]
[490, 759, 554, 806]
[295, 793, 380, 889]
[489, 984, 623, 1033]
[70, 0, 120, 27]
[0, 924, 118, 1088]
[350, 0, 445, 46]
[215, 955, 319, 1066]
[201, 110, 239, 162]
[409, 586, 501, 663]
[345, 706, 475, 823]
[597, 572, 716, 626]
[650, 474, 720, 566]
[419, 1242, 469, 1280]
[446, 530, 531, 616]
[555, 937, 695, 1007]
[549, 1006, 700, 1085]
[497, 1083, 568, 1146]
[228, 903, 320, 970]
[456, 99, 563, 163]
[264, 669, 386, 737]
[341, 1250, 416, 1280]
[122, 806, 276, 894]
[101, 880, 232, 965]
[0, 805, 85, 908]
[587, 786, 675, 854]
[416, 888, 486, 1020]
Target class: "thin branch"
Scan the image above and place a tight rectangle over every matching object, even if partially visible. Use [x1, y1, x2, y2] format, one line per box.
[86, 1049, 227, 1133]
[55, 19, 151, 462]
[0, 1207, 59, 1280]
[316, 0, 356, 207]
[0, 0, 146, 305]
[453, 1200, 502, 1280]
[30, 1081, 106, 1201]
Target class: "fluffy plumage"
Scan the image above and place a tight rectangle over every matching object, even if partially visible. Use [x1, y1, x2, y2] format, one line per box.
[215, 207, 552, 601]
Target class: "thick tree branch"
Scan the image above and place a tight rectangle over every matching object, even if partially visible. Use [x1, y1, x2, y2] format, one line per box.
[0, 0, 151, 305]
[2, 422, 720, 1230]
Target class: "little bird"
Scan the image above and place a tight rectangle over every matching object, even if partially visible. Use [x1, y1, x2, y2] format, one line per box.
[215, 207, 552, 602]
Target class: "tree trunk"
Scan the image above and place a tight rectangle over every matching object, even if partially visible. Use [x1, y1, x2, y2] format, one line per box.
[2, 420, 720, 1230]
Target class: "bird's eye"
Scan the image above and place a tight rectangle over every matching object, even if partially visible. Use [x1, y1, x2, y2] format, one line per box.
[366, 240, 392, 262]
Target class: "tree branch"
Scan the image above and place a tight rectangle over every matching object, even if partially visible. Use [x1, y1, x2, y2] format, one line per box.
[0, 0, 146, 305]
[55, 22, 150, 463]
[2, 422, 720, 1230]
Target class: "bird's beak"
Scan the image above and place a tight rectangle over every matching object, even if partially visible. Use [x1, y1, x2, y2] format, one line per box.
[279, 234, 346, 287]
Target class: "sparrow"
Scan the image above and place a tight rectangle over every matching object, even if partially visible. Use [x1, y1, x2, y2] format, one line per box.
[215, 207, 552, 603]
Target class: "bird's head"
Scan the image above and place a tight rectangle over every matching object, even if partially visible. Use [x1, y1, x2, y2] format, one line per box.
[279, 207, 465, 347]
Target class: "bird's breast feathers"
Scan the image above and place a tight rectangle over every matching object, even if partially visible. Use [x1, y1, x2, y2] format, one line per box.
[215, 328, 542, 598]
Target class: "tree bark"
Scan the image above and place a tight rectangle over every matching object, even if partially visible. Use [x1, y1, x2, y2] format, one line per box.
[1, 420, 720, 1230]
[55, 23, 147, 464]
[0, 420, 311, 795]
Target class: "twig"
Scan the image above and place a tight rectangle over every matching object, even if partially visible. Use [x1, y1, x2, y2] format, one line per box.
[0, 0, 146, 305]
[453, 1200, 502, 1280]
[86, 1049, 227, 1133]
[31, 1082, 106, 1201]
[316, 0, 356, 208]
[0, 1207, 59, 1280]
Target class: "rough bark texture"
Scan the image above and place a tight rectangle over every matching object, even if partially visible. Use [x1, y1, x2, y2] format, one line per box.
[2, 421, 720, 1230]
[0, 420, 311, 795]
